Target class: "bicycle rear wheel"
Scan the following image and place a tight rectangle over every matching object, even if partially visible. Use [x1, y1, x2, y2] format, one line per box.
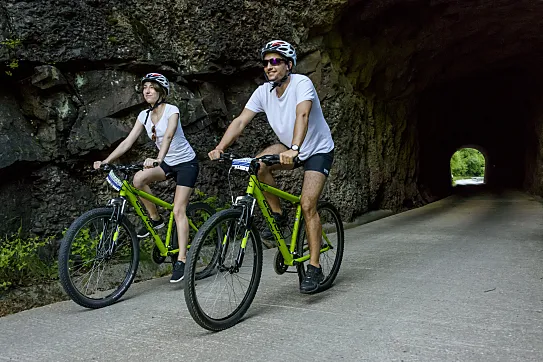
[184, 208, 263, 331]
[58, 207, 139, 308]
[296, 201, 344, 291]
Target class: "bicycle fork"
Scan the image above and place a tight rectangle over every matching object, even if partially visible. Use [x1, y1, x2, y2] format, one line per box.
[218, 196, 255, 273]
[97, 197, 127, 258]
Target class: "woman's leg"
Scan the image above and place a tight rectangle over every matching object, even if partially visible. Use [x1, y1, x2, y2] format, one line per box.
[132, 167, 167, 220]
[172, 185, 193, 262]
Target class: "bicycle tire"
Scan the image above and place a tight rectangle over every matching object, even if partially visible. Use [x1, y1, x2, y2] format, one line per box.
[58, 207, 139, 308]
[184, 208, 263, 331]
[296, 201, 344, 292]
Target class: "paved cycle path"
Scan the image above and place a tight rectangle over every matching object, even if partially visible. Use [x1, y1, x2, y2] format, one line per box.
[1, 189, 542, 361]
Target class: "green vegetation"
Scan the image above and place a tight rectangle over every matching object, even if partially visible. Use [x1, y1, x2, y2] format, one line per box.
[450, 148, 485, 180]
[0, 228, 57, 291]
[0, 189, 225, 291]
[0, 38, 22, 76]
[193, 188, 229, 211]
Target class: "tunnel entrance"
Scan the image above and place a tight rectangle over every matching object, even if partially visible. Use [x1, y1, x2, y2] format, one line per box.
[450, 147, 486, 187]
[333, 0, 543, 206]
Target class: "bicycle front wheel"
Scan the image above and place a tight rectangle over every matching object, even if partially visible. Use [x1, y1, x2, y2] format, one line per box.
[184, 208, 263, 331]
[296, 201, 344, 291]
[58, 207, 139, 308]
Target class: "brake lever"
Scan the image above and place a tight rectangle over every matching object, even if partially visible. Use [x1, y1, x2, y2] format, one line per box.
[100, 164, 112, 172]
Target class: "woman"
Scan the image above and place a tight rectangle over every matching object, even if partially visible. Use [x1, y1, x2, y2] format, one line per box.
[93, 73, 198, 283]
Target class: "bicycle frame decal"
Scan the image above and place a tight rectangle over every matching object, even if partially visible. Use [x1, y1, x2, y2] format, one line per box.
[244, 175, 302, 266]
[119, 180, 176, 256]
[241, 174, 332, 266]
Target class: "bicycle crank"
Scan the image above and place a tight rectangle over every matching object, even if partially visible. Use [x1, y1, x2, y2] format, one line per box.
[152, 245, 166, 264]
[273, 250, 288, 275]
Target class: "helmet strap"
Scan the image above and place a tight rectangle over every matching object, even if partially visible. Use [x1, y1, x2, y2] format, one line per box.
[143, 98, 165, 125]
[269, 69, 291, 93]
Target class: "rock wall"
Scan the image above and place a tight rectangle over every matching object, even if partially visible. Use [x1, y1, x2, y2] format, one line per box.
[0, 0, 423, 239]
[524, 94, 543, 196]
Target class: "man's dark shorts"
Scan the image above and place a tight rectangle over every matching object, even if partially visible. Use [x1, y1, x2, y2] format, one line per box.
[294, 149, 334, 177]
[160, 156, 199, 187]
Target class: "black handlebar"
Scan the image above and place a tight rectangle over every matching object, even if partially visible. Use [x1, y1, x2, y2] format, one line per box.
[219, 153, 240, 161]
[99, 164, 144, 172]
[258, 154, 281, 166]
[218, 153, 297, 166]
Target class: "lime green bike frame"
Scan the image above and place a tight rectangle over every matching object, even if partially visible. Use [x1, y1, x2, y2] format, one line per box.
[241, 174, 332, 266]
[116, 179, 199, 258]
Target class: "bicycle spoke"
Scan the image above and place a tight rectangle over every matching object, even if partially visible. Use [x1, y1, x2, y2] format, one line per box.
[59, 208, 139, 308]
[185, 209, 263, 330]
[296, 202, 344, 291]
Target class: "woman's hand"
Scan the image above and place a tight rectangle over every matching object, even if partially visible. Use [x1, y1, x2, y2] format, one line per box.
[93, 161, 106, 170]
[144, 158, 161, 168]
[208, 148, 224, 160]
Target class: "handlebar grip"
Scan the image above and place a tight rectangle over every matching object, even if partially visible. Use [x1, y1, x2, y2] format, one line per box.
[220, 153, 239, 161]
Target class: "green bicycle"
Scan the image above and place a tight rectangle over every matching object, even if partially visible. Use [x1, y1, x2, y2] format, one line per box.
[184, 154, 344, 331]
[58, 163, 219, 309]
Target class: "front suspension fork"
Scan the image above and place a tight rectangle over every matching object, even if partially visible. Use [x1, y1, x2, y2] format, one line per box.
[219, 203, 254, 272]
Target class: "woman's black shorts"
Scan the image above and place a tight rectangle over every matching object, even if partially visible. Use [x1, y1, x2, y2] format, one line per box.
[160, 157, 199, 188]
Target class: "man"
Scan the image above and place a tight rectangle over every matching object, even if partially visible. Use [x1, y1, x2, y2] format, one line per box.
[208, 40, 335, 294]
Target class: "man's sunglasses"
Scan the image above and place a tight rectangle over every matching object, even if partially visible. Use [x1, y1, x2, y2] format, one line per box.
[261, 58, 288, 67]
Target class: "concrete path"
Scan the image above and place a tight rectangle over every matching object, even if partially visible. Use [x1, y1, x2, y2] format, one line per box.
[1, 189, 542, 361]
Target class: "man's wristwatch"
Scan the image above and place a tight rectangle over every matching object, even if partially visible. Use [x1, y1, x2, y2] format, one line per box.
[291, 144, 300, 152]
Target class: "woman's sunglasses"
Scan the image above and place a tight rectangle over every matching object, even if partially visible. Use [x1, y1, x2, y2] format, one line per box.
[151, 125, 157, 142]
[261, 58, 287, 67]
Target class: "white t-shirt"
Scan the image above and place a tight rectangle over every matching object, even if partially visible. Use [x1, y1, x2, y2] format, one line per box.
[245, 74, 334, 161]
[137, 104, 196, 165]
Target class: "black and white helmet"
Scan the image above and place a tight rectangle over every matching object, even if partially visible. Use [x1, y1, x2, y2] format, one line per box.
[141, 73, 170, 95]
[261, 40, 297, 66]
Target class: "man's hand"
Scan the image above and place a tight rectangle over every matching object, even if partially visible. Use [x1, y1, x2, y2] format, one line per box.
[144, 158, 161, 168]
[208, 148, 224, 160]
[280, 149, 299, 165]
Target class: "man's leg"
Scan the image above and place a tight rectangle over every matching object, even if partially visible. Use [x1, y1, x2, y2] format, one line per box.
[256, 144, 294, 213]
[133, 167, 167, 220]
[300, 171, 327, 267]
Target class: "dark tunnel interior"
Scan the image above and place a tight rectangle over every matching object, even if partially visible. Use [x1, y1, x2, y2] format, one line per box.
[418, 68, 542, 197]
[341, 0, 543, 200]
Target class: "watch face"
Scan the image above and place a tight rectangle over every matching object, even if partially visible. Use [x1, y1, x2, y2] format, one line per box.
[291, 145, 299, 151]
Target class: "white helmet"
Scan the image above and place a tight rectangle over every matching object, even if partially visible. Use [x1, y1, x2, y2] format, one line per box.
[261, 40, 297, 66]
[141, 73, 170, 95]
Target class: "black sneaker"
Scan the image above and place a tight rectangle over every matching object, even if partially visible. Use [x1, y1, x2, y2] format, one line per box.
[300, 264, 324, 294]
[261, 211, 287, 240]
[170, 260, 185, 283]
[137, 216, 165, 238]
